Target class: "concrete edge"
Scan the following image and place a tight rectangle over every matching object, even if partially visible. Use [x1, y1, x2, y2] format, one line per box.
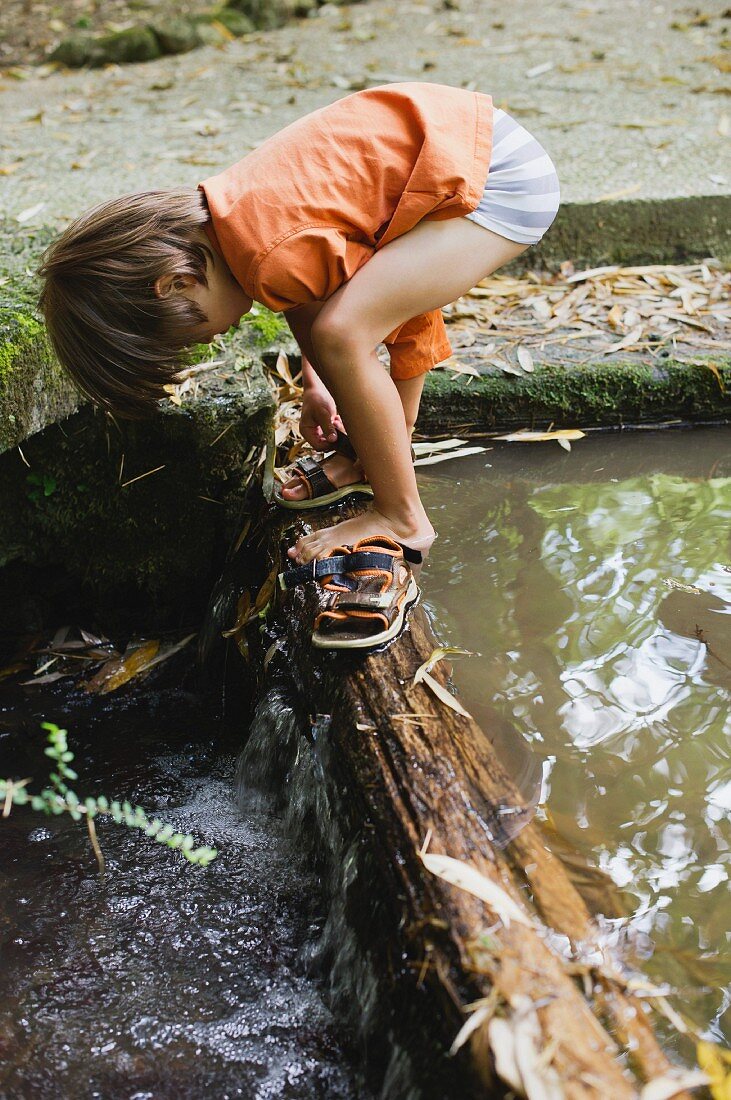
[533, 194, 731, 269]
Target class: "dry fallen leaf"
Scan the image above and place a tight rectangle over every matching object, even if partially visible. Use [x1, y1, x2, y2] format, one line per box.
[413, 645, 475, 684]
[419, 670, 472, 718]
[517, 345, 535, 373]
[639, 1071, 710, 1100]
[421, 851, 532, 927]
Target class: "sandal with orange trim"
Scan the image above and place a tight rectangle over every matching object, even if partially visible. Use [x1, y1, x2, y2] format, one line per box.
[278, 536, 421, 651]
[273, 430, 373, 510]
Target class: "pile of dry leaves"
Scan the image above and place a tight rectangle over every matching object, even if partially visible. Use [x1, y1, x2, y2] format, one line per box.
[442, 259, 730, 379]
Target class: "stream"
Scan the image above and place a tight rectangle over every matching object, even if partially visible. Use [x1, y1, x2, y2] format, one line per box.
[0, 425, 728, 1095]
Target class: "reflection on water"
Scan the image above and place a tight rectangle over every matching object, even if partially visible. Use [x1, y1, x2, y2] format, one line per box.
[419, 428, 731, 1046]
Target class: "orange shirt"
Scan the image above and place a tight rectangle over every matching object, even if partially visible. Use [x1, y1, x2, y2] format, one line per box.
[200, 83, 493, 378]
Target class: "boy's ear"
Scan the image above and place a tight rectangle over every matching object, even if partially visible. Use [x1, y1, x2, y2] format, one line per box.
[154, 272, 197, 299]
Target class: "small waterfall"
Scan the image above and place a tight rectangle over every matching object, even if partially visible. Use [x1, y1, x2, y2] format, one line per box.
[236, 686, 447, 1100]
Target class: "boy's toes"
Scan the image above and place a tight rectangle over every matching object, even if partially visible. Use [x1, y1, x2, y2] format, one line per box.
[280, 477, 306, 501]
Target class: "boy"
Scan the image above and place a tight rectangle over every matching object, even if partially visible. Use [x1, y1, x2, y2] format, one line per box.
[39, 83, 558, 645]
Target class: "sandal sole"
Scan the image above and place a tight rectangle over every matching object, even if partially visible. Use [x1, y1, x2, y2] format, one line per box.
[311, 576, 420, 651]
[274, 483, 374, 510]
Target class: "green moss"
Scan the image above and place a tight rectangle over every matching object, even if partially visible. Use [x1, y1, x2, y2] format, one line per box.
[243, 304, 288, 346]
[420, 358, 731, 433]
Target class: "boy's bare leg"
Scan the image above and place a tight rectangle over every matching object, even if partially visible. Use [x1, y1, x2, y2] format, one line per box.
[290, 219, 527, 563]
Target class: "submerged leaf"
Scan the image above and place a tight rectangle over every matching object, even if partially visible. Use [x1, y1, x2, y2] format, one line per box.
[84, 640, 160, 695]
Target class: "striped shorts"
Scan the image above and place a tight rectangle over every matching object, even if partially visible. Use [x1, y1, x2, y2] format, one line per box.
[465, 107, 561, 246]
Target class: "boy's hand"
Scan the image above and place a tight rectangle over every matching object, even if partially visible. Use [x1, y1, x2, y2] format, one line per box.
[300, 389, 343, 451]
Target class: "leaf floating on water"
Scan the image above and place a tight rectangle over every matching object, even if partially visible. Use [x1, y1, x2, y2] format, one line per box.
[517, 345, 535, 373]
[413, 446, 489, 466]
[696, 1041, 731, 1100]
[413, 645, 476, 685]
[420, 851, 532, 927]
[640, 1071, 711, 1100]
[85, 640, 160, 695]
[495, 429, 585, 443]
[419, 670, 472, 718]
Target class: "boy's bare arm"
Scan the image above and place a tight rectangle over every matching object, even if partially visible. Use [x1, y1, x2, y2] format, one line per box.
[284, 305, 341, 448]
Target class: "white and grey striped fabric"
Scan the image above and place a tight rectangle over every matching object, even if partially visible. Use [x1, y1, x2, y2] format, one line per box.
[465, 107, 560, 245]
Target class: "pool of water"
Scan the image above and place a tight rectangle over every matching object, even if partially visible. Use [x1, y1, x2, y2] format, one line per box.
[0, 425, 728, 1097]
[419, 426, 731, 1047]
[0, 684, 366, 1099]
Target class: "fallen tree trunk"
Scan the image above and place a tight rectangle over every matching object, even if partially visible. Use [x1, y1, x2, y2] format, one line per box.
[228, 495, 695, 1100]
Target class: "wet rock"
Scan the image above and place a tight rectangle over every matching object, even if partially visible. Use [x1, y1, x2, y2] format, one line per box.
[207, 7, 257, 35]
[51, 25, 161, 67]
[152, 18, 204, 56]
[96, 25, 161, 64]
[226, 0, 299, 30]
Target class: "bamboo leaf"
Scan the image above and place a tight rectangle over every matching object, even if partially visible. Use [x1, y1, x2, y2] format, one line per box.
[517, 345, 535, 373]
[449, 1003, 493, 1056]
[640, 1071, 710, 1100]
[419, 670, 472, 718]
[421, 851, 532, 927]
[496, 429, 585, 443]
[413, 645, 475, 685]
[413, 446, 489, 466]
[84, 640, 160, 695]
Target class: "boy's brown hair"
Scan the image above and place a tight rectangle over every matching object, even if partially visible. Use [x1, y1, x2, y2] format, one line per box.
[38, 188, 212, 418]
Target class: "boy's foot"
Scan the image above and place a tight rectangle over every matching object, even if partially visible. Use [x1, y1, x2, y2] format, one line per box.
[279, 453, 365, 502]
[288, 506, 435, 564]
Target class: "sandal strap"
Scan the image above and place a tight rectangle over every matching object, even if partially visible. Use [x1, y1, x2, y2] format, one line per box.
[279, 550, 397, 591]
[294, 456, 336, 499]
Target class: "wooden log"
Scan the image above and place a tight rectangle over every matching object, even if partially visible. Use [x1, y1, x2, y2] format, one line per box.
[229, 495, 693, 1100]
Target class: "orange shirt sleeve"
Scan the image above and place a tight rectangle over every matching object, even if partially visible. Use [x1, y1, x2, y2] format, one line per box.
[251, 226, 371, 312]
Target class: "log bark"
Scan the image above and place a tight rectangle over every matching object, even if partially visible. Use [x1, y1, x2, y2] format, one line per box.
[231, 495, 692, 1100]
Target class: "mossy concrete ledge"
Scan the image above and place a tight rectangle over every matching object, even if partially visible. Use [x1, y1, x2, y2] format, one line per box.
[419, 357, 731, 434]
[0, 306, 82, 455]
[0, 221, 84, 454]
[0, 326, 275, 628]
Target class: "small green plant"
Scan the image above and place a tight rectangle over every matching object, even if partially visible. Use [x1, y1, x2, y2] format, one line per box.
[26, 472, 57, 503]
[0, 723, 217, 873]
[243, 303, 287, 346]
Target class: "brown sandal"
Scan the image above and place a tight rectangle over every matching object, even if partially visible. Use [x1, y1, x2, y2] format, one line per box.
[279, 536, 421, 650]
[274, 430, 373, 510]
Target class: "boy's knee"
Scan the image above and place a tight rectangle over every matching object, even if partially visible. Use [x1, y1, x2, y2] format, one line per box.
[311, 309, 358, 361]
